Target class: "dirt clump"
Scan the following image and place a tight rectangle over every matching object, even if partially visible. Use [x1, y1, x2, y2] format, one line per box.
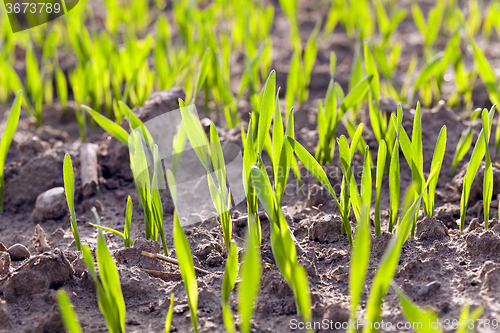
[114, 237, 166, 272]
[0, 252, 10, 276]
[482, 268, 500, 293]
[465, 230, 500, 255]
[4, 149, 65, 212]
[308, 214, 343, 243]
[1, 248, 74, 302]
[434, 203, 460, 229]
[371, 231, 393, 258]
[415, 216, 449, 241]
[133, 88, 185, 122]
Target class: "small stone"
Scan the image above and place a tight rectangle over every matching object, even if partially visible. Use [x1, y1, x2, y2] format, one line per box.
[31, 187, 67, 223]
[415, 216, 449, 241]
[0, 242, 7, 252]
[7, 244, 30, 261]
[0, 252, 11, 275]
[417, 281, 441, 297]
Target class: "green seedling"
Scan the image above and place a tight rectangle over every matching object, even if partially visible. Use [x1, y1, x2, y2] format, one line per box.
[392, 103, 446, 232]
[285, 21, 321, 111]
[26, 49, 44, 125]
[459, 105, 496, 231]
[55, 67, 68, 112]
[364, 44, 396, 157]
[179, 102, 233, 249]
[82, 226, 126, 333]
[89, 196, 134, 247]
[315, 69, 373, 165]
[375, 140, 387, 235]
[483, 109, 494, 228]
[222, 242, 238, 333]
[364, 166, 441, 332]
[411, 2, 445, 55]
[165, 294, 174, 333]
[250, 166, 312, 333]
[348, 204, 371, 333]
[63, 154, 81, 252]
[0, 90, 21, 212]
[451, 108, 482, 174]
[389, 126, 401, 232]
[57, 289, 83, 333]
[374, 1, 407, 46]
[289, 135, 353, 245]
[238, 214, 262, 333]
[128, 130, 168, 254]
[166, 169, 199, 333]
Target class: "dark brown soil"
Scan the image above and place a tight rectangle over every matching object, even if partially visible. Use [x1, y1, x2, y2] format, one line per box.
[1, 0, 500, 332]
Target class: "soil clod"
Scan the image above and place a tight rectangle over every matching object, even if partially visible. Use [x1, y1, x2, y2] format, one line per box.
[0, 252, 11, 276]
[1, 248, 73, 302]
[415, 216, 449, 241]
[308, 214, 343, 243]
[465, 230, 500, 255]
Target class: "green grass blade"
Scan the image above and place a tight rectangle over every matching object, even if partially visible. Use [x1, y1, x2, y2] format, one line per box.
[165, 294, 174, 333]
[338, 75, 373, 119]
[124, 196, 133, 247]
[391, 282, 440, 333]
[257, 70, 276, 154]
[96, 228, 126, 333]
[389, 138, 400, 232]
[89, 223, 126, 239]
[364, 43, 380, 104]
[173, 210, 198, 332]
[460, 128, 487, 231]
[470, 41, 500, 104]
[238, 217, 261, 333]
[412, 52, 444, 100]
[375, 140, 387, 235]
[482, 106, 496, 228]
[222, 242, 238, 333]
[83, 106, 129, 145]
[0, 90, 22, 212]
[348, 204, 371, 333]
[192, 48, 211, 103]
[55, 69, 68, 110]
[428, 126, 447, 216]
[63, 154, 81, 252]
[57, 289, 83, 333]
[167, 169, 198, 333]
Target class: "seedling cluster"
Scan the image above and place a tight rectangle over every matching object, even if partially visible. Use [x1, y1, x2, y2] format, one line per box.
[1, 0, 500, 331]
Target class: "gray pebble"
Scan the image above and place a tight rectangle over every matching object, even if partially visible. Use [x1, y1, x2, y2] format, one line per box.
[417, 281, 441, 297]
[31, 187, 67, 223]
[7, 244, 30, 261]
